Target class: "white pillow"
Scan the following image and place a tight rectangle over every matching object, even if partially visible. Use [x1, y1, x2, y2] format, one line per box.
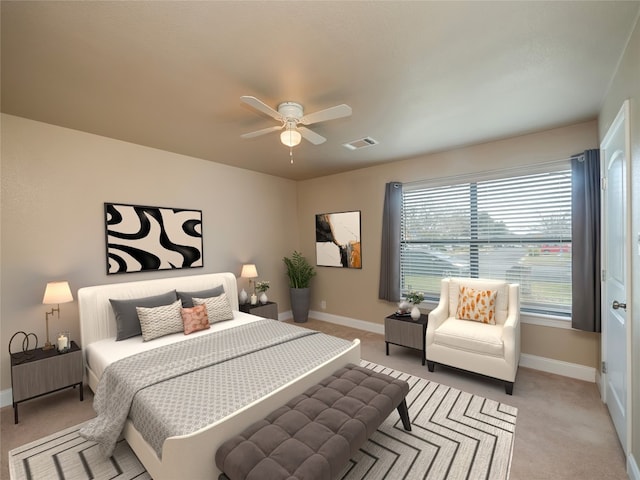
[136, 299, 184, 341]
[193, 292, 234, 323]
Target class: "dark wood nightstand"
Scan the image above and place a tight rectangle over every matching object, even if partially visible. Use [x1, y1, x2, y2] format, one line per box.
[385, 312, 430, 365]
[239, 301, 278, 320]
[10, 340, 83, 423]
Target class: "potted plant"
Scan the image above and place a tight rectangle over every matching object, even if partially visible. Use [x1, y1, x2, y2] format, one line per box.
[255, 281, 270, 304]
[283, 251, 316, 323]
[405, 291, 424, 320]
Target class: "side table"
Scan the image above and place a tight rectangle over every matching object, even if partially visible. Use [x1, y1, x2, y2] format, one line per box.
[384, 312, 430, 365]
[239, 301, 278, 320]
[10, 340, 83, 423]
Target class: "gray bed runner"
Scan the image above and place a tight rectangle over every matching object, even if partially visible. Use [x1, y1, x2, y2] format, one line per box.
[80, 320, 353, 457]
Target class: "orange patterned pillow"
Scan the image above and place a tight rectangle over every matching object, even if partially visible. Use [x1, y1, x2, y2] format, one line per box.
[181, 304, 210, 334]
[456, 286, 497, 324]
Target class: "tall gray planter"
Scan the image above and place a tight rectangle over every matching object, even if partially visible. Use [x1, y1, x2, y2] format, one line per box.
[290, 287, 310, 323]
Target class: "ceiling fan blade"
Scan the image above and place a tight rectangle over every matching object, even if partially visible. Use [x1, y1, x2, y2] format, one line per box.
[240, 96, 282, 121]
[298, 126, 326, 145]
[300, 104, 352, 125]
[241, 125, 283, 139]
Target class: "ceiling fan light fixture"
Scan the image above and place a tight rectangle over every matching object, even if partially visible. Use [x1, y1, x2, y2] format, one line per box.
[280, 128, 301, 147]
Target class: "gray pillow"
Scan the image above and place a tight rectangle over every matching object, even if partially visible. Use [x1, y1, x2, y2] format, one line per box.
[110, 290, 178, 341]
[177, 285, 224, 308]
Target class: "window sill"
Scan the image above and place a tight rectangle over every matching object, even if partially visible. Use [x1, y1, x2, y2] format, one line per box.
[520, 312, 572, 330]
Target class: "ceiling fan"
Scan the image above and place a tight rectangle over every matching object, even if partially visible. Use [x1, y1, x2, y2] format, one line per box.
[240, 95, 352, 147]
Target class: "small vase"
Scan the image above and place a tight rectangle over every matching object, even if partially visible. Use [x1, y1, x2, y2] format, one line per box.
[239, 288, 248, 305]
[410, 305, 421, 320]
[259, 292, 268, 304]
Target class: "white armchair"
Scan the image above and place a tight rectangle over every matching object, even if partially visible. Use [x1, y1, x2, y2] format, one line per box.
[426, 278, 520, 394]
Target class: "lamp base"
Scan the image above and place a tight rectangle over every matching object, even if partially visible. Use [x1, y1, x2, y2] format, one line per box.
[42, 342, 54, 351]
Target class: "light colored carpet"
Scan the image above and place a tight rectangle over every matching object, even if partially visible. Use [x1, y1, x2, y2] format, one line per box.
[8, 361, 517, 480]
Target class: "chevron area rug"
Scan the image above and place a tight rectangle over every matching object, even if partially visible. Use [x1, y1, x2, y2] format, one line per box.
[9, 361, 517, 480]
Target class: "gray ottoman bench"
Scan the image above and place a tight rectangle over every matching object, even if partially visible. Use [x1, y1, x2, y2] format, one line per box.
[216, 363, 411, 480]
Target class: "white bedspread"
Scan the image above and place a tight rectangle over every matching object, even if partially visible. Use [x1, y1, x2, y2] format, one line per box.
[85, 311, 261, 380]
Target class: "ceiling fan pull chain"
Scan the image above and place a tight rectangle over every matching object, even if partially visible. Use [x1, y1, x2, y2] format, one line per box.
[290, 146, 294, 164]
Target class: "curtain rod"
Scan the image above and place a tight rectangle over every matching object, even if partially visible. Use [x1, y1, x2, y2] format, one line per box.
[401, 155, 577, 188]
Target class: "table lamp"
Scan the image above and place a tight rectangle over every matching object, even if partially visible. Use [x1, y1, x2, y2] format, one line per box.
[42, 281, 73, 351]
[241, 264, 258, 293]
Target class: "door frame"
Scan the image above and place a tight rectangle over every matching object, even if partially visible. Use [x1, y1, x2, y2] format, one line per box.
[600, 99, 632, 455]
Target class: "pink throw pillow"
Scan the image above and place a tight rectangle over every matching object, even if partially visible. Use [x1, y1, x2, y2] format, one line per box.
[181, 304, 210, 334]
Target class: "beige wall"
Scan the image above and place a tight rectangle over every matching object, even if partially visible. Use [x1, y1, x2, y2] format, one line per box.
[297, 121, 601, 369]
[599, 13, 640, 471]
[0, 114, 299, 392]
[0, 113, 611, 393]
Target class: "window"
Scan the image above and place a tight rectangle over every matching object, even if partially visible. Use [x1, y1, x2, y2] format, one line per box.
[401, 165, 572, 317]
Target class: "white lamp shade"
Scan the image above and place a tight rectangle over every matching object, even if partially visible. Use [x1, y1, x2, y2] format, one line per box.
[241, 264, 258, 279]
[280, 129, 301, 147]
[43, 281, 73, 304]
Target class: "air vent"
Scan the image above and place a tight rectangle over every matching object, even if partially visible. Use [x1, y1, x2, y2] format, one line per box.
[343, 137, 379, 150]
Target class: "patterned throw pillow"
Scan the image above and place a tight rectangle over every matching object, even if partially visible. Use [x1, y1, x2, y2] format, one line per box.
[181, 304, 210, 335]
[136, 299, 184, 341]
[193, 293, 234, 323]
[456, 286, 497, 324]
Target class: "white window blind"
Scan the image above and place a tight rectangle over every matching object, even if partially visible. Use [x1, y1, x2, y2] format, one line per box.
[401, 167, 572, 317]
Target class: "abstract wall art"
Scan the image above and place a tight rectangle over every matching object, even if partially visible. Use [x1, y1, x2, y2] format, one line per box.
[315, 210, 362, 268]
[105, 202, 203, 274]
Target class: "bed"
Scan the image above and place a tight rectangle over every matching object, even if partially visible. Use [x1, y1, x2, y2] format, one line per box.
[78, 272, 361, 480]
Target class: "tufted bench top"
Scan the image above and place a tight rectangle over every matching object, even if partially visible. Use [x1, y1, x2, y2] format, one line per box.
[216, 363, 411, 480]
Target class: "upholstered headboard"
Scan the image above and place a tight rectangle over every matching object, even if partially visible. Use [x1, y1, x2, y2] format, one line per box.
[78, 272, 239, 348]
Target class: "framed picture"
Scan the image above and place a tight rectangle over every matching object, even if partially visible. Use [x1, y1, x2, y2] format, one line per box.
[315, 210, 362, 268]
[105, 202, 203, 274]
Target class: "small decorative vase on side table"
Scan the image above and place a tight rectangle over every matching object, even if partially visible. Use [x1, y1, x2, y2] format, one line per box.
[259, 292, 268, 304]
[239, 289, 248, 305]
[410, 305, 421, 320]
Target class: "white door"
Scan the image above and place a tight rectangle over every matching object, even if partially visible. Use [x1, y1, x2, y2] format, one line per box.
[601, 100, 630, 453]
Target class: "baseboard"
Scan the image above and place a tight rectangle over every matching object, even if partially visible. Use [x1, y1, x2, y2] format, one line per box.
[1, 388, 12, 408]
[309, 310, 385, 335]
[279, 310, 293, 321]
[519, 353, 596, 382]
[309, 311, 596, 382]
[629, 453, 640, 480]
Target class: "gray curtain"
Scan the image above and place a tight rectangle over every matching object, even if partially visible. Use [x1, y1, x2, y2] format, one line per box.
[571, 149, 601, 332]
[379, 182, 402, 302]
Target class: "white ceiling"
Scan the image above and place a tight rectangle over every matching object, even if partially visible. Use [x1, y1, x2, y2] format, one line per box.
[2, 1, 639, 180]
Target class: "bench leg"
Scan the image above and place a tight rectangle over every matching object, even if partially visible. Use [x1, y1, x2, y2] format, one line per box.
[397, 399, 412, 431]
[505, 381, 514, 395]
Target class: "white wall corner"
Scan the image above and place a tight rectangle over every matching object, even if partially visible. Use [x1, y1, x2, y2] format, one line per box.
[1, 388, 12, 408]
[629, 453, 640, 480]
[519, 353, 596, 382]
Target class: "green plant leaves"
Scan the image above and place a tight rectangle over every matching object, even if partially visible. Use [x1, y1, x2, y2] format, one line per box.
[283, 251, 316, 288]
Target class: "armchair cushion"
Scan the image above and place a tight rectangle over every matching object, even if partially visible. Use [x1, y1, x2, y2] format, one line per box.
[433, 318, 504, 357]
[456, 286, 497, 324]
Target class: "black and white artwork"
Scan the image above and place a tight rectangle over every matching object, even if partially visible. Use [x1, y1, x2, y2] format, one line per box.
[105, 203, 203, 274]
[315, 211, 362, 268]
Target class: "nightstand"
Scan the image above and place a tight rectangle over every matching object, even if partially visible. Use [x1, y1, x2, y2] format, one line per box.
[10, 340, 83, 423]
[385, 312, 430, 365]
[239, 301, 278, 320]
